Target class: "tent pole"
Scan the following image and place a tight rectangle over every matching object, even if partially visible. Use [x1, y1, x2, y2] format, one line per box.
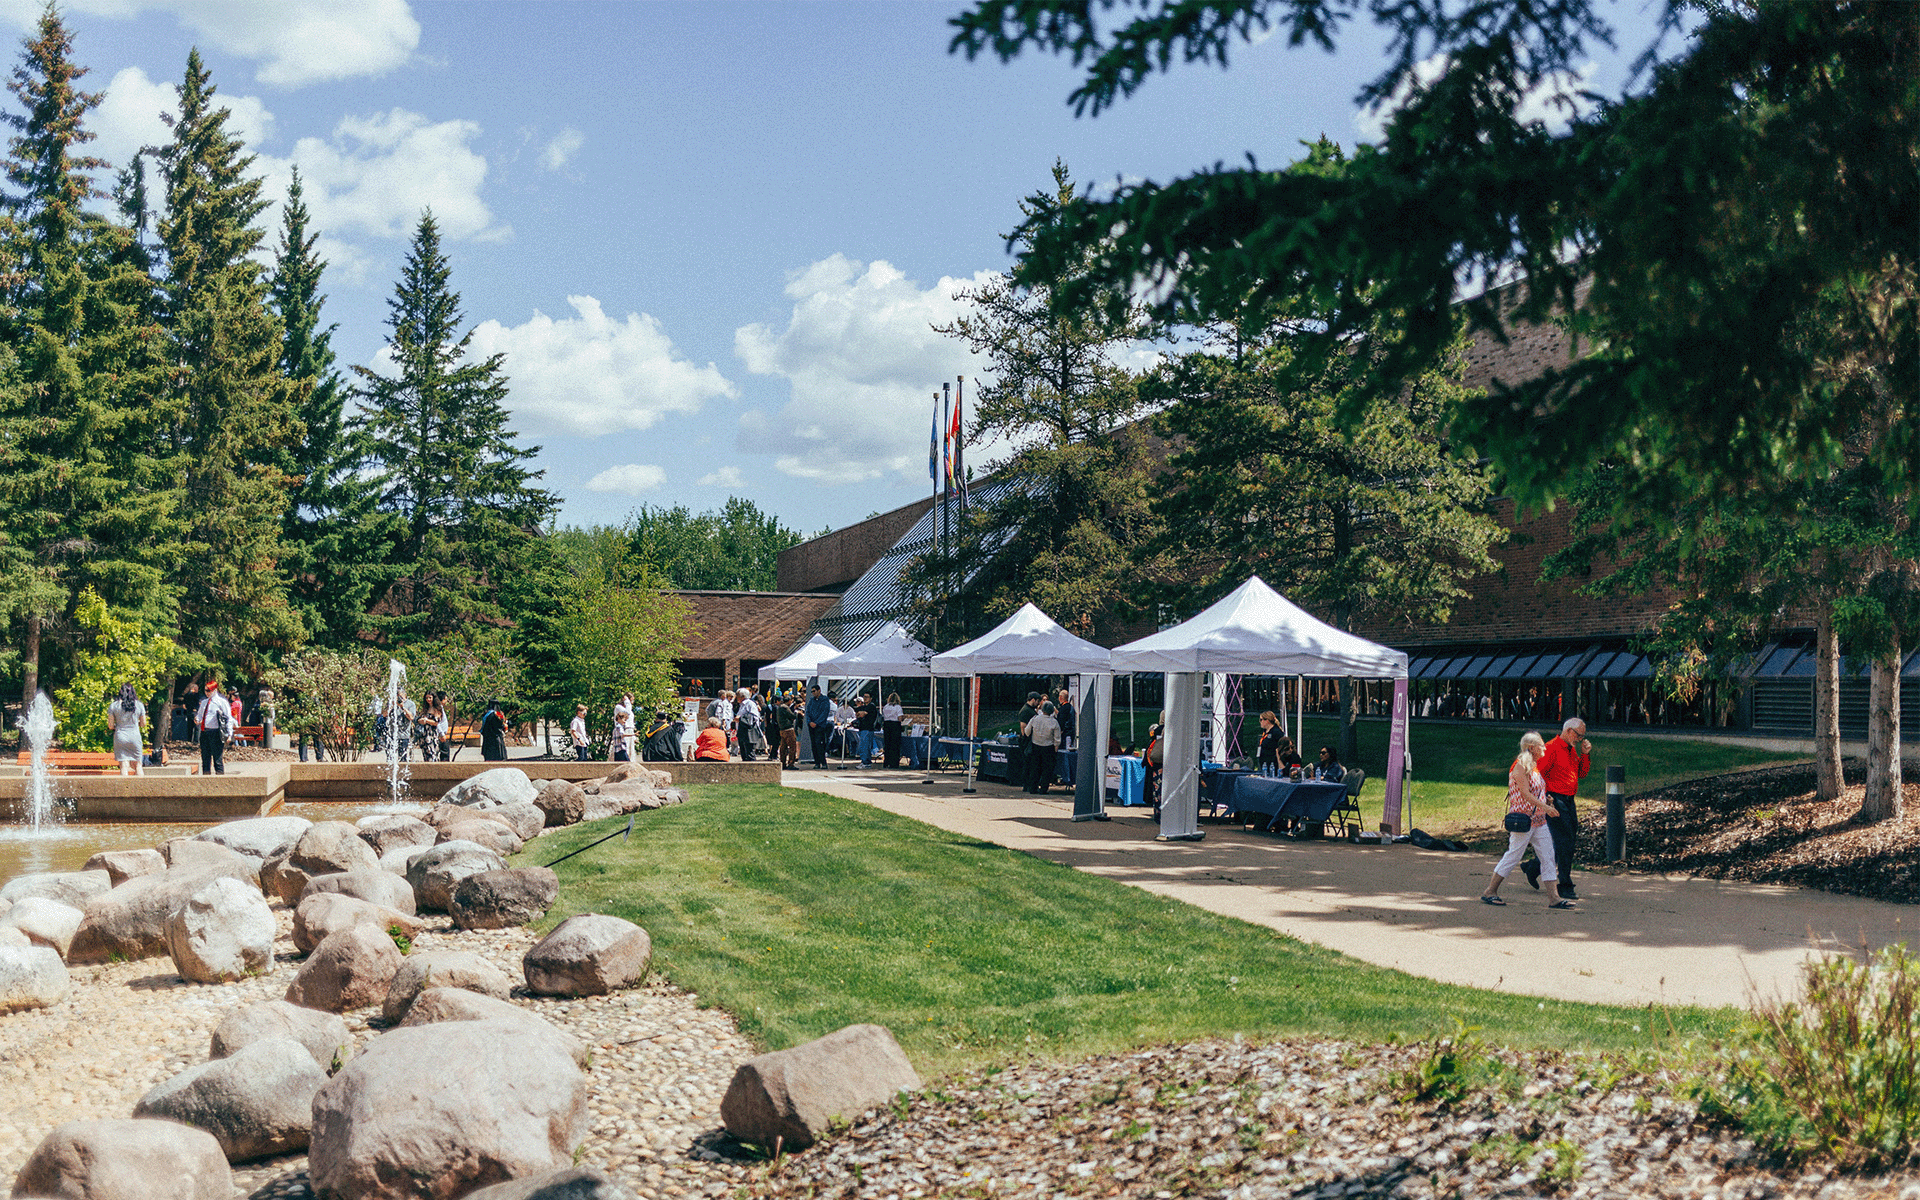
[1296, 675, 1305, 754]
[962, 674, 978, 793]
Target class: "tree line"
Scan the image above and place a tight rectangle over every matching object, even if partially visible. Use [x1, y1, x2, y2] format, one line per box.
[0, 12, 792, 753]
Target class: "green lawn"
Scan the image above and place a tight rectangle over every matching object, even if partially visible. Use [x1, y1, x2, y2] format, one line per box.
[520, 784, 1735, 1076]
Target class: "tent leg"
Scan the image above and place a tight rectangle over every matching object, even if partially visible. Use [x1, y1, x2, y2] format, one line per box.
[962, 674, 978, 793]
[1072, 673, 1111, 822]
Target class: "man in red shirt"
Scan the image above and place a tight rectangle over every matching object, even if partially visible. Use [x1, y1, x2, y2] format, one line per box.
[1527, 716, 1592, 900]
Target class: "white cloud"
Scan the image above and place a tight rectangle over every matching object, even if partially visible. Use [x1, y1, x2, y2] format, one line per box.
[698, 466, 746, 488]
[0, 0, 419, 88]
[1354, 53, 1597, 143]
[92, 65, 274, 175]
[262, 109, 504, 244]
[539, 127, 584, 172]
[734, 254, 996, 484]
[584, 464, 667, 496]
[468, 295, 738, 438]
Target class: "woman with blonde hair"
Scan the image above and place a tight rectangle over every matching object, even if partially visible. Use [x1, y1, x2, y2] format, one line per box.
[1481, 731, 1574, 908]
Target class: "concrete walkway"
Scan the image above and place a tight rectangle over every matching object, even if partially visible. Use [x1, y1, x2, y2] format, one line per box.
[783, 767, 1915, 1011]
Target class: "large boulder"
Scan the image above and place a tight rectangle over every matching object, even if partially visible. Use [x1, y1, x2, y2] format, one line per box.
[302, 868, 417, 916]
[355, 814, 436, 857]
[442, 766, 538, 809]
[0, 868, 110, 907]
[380, 948, 514, 1023]
[284, 923, 404, 1013]
[134, 1036, 327, 1162]
[11, 1118, 230, 1199]
[288, 821, 382, 877]
[424, 801, 513, 835]
[308, 1018, 588, 1200]
[522, 914, 651, 997]
[0, 944, 68, 1013]
[191, 815, 312, 860]
[1, 896, 84, 958]
[462, 1166, 636, 1200]
[437, 820, 524, 857]
[720, 1024, 922, 1151]
[159, 838, 262, 885]
[259, 852, 313, 907]
[594, 762, 669, 790]
[0, 926, 29, 949]
[378, 845, 431, 877]
[451, 868, 559, 931]
[468, 798, 546, 842]
[396, 988, 589, 1067]
[406, 840, 507, 912]
[292, 893, 423, 957]
[166, 875, 275, 983]
[211, 999, 350, 1069]
[83, 847, 166, 886]
[68, 866, 255, 965]
[533, 779, 588, 828]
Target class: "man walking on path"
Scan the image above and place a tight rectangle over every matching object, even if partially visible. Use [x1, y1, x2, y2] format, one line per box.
[805, 685, 832, 769]
[195, 680, 230, 775]
[1529, 717, 1592, 900]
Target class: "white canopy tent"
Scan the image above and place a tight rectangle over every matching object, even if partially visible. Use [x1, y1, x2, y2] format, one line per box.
[1109, 576, 1411, 840]
[930, 604, 1112, 812]
[756, 633, 846, 682]
[815, 621, 935, 677]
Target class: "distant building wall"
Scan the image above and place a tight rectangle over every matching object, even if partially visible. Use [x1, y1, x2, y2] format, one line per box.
[672, 590, 839, 694]
[775, 497, 935, 594]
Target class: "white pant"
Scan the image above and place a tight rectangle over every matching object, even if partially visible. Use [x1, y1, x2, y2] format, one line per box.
[1494, 822, 1558, 883]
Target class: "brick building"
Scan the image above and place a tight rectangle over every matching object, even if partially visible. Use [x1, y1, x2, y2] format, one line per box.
[671, 590, 839, 697]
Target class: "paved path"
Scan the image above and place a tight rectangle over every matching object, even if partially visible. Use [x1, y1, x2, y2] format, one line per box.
[783, 767, 1914, 1011]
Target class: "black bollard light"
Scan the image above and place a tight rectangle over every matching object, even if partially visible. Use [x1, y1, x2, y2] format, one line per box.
[1605, 764, 1626, 863]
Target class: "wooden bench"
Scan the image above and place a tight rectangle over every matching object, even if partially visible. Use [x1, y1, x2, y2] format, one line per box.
[232, 725, 264, 747]
[14, 749, 120, 774]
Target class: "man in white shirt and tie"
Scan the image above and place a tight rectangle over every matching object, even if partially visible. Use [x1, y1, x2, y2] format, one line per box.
[195, 680, 230, 775]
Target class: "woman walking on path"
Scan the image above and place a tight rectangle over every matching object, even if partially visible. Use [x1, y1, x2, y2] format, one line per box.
[1482, 731, 1574, 908]
[108, 683, 147, 776]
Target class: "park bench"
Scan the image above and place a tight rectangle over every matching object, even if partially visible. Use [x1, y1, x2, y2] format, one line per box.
[13, 749, 119, 773]
[232, 725, 264, 747]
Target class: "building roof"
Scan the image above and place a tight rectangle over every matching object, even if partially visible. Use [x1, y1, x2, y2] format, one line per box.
[673, 591, 841, 662]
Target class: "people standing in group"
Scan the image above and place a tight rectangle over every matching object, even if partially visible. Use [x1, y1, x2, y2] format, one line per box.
[1482, 731, 1573, 908]
[773, 694, 800, 768]
[881, 692, 904, 768]
[805, 685, 832, 770]
[569, 703, 591, 761]
[1255, 711, 1284, 777]
[479, 700, 508, 761]
[1525, 717, 1592, 900]
[195, 679, 230, 776]
[611, 693, 636, 762]
[694, 717, 730, 761]
[414, 695, 443, 763]
[109, 682, 147, 777]
[852, 693, 880, 768]
[735, 688, 764, 762]
[1015, 691, 1042, 783]
[707, 690, 734, 739]
[1024, 701, 1062, 794]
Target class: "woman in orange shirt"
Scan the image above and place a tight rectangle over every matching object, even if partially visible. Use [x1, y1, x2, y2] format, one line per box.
[694, 717, 730, 762]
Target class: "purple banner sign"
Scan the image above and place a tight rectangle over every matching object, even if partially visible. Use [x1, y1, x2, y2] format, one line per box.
[1383, 677, 1409, 833]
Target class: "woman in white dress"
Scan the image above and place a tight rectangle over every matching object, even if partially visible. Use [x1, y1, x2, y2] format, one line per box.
[107, 683, 146, 777]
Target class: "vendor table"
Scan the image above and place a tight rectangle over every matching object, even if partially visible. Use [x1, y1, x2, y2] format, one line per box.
[1217, 777, 1349, 831]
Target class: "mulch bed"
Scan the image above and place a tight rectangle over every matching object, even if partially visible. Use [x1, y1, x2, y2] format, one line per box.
[1582, 763, 1920, 905]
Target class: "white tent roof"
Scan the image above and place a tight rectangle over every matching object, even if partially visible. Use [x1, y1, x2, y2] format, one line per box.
[815, 621, 935, 677]
[757, 633, 846, 681]
[1108, 576, 1409, 677]
[930, 603, 1111, 677]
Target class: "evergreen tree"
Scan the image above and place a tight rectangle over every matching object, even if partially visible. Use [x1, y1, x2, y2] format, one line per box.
[0, 8, 175, 707]
[354, 211, 555, 644]
[623, 497, 802, 591]
[154, 49, 302, 681]
[270, 166, 394, 648]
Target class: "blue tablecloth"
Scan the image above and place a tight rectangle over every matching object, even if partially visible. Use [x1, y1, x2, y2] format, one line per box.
[1219, 777, 1349, 829]
[1201, 769, 1257, 813]
[1111, 756, 1146, 805]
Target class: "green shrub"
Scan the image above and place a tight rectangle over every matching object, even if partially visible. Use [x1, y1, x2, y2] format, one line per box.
[1394, 1020, 1516, 1106]
[1706, 944, 1919, 1169]
[50, 589, 182, 752]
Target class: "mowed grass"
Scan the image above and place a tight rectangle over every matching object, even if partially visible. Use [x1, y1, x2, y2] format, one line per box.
[521, 783, 1736, 1076]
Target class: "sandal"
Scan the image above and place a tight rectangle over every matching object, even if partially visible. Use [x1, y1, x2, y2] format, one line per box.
[1479, 895, 1506, 906]
[1549, 900, 1576, 909]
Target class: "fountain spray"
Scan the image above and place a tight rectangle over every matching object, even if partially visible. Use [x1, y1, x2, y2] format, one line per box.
[21, 692, 57, 833]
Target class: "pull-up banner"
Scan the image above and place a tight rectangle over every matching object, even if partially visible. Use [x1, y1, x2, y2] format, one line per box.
[1383, 677, 1409, 833]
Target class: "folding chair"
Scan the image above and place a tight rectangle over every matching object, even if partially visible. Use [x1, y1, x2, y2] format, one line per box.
[1330, 768, 1366, 839]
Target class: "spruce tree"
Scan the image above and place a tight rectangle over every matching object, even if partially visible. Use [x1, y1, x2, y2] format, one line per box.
[155, 49, 301, 680]
[354, 211, 555, 644]
[0, 8, 174, 708]
[270, 166, 394, 648]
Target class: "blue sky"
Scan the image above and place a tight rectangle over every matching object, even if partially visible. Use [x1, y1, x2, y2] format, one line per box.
[10, 0, 1672, 537]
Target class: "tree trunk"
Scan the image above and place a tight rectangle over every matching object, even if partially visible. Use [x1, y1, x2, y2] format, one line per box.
[1813, 604, 1843, 801]
[1859, 650, 1903, 822]
[20, 613, 40, 708]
